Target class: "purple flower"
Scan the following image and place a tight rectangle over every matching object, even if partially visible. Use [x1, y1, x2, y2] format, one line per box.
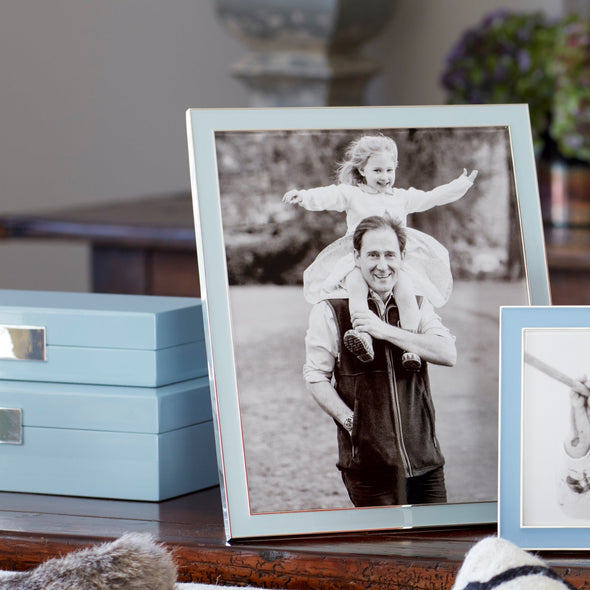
[481, 9, 510, 28]
[518, 50, 532, 72]
[440, 9, 563, 155]
[494, 63, 508, 80]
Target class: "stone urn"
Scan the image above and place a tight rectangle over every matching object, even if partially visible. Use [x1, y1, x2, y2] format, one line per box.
[214, 0, 395, 107]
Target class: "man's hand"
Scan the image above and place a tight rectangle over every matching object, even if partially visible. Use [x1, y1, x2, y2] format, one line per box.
[351, 308, 456, 367]
[307, 380, 355, 433]
[566, 375, 590, 459]
[282, 189, 302, 204]
[351, 310, 389, 341]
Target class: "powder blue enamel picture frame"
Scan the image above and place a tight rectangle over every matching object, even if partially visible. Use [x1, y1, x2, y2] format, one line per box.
[186, 105, 550, 541]
[500, 306, 590, 550]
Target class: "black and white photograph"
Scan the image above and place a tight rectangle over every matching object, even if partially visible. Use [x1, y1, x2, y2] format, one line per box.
[213, 124, 530, 515]
[523, 328, 590, 527]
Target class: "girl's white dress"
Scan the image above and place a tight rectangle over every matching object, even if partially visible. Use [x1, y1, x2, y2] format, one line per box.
[297, 174, 475, 308]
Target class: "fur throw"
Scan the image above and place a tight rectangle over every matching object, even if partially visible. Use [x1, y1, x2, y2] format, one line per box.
[0, 533, 176, 590]
[0, 532, 581, 590]
[452, 536, 576, 590]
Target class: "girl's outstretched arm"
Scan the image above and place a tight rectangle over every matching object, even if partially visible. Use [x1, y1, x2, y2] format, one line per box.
[282, 184, 353, 212]
[283, 189, 303, 205]
[405, 168, 478, 214]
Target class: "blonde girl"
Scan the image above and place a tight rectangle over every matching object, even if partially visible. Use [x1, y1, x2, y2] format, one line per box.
[283, 135, 477, 370]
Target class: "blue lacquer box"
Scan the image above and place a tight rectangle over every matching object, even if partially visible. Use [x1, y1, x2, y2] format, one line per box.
[0, 290, 217, 500]
[0, 376, 218, 500]
[0, 290, 207, 386]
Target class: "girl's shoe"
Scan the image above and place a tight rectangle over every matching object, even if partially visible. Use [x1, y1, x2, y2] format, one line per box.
[402, 351, 421, 372]
[343, 329, 374, 363]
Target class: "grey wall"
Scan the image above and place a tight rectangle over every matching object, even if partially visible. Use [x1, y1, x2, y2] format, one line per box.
[0, 0, 563, 292]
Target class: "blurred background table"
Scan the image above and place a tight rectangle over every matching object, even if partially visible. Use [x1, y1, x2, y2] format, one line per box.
[544, 225, 590, 304]
[0, 192, 586, 304]
[0, 193, 200, 297]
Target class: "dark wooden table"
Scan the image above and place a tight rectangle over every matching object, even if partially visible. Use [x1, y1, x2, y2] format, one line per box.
[0, 193, 586, 304]
[1, 486, 590, 589]
[2, 196, 590, 587]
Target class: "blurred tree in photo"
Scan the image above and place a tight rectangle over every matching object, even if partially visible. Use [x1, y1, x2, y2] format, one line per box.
[215, 126, 521, 286]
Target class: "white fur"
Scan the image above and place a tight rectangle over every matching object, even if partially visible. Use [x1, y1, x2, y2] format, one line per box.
[0, 533, 176, 590]
[452, 536, 572, 590]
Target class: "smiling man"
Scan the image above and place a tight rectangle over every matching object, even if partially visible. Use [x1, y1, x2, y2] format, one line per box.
[303, 215, 457, 507]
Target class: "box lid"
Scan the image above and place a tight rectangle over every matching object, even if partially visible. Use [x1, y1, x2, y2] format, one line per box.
[0, 290, 203, 350]
[0, 376, 211, 434]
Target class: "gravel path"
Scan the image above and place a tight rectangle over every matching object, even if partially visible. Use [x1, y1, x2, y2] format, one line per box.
[228, 280, 528, 514]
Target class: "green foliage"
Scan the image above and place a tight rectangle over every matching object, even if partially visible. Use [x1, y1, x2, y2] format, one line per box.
[551, 21, 590, 162]
[441, 10, 590, 163]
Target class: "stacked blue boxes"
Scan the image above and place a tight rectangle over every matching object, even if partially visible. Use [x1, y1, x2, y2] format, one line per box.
[0, 290, 218, 501]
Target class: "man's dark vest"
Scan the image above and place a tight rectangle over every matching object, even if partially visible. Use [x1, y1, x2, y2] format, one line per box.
[327, 297, 445, 478]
